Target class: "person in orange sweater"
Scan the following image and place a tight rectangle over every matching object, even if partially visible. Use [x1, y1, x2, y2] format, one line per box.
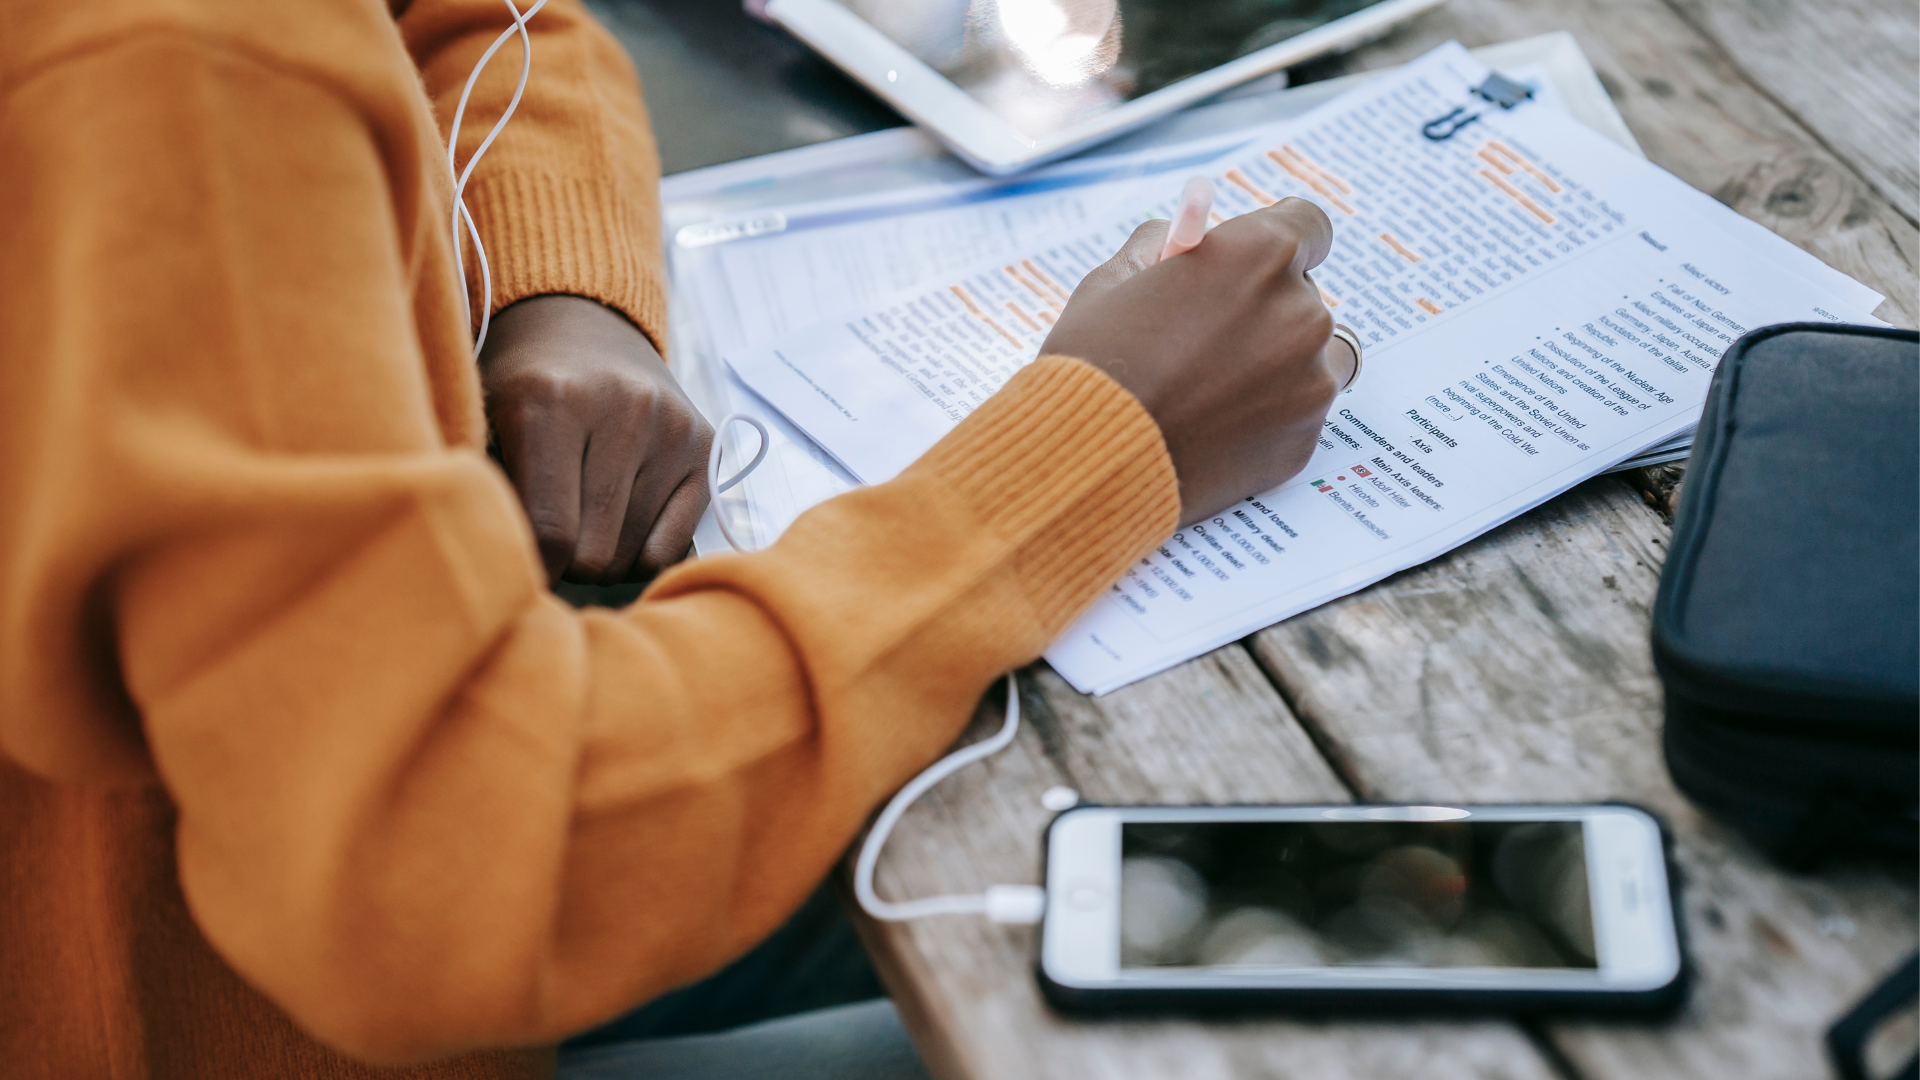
[0, 1, 1353, 1078]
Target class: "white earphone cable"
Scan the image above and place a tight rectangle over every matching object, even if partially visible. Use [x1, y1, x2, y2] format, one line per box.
[706, 413, 771, 555]
[448, 0, 1041, 926]
[449, 0, 551, 359]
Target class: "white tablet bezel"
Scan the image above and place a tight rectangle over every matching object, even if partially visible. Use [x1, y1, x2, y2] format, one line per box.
[766, 0, 1447, 174]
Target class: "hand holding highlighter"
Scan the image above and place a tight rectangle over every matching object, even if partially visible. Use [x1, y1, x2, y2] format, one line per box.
[1041, 197, 1340, 524]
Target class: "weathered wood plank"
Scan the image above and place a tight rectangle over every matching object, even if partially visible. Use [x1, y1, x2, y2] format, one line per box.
[849, 2, 1920, 1071]
[1246, 478, 1918, 1080]
[1296, 0, 1919, 328]
[1664, 0, 1919, 226]
[1261, 9, 1920, 1074]
[847, 650, 1563, 1080]
[851, 2, 1920, 1070]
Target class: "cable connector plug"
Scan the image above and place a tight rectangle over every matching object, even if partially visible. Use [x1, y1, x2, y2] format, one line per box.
[856, 674, 1044, 925]
[983, 884, 1047, 925]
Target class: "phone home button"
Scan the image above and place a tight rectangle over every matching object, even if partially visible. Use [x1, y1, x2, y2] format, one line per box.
[1066, 880, 1107, 912]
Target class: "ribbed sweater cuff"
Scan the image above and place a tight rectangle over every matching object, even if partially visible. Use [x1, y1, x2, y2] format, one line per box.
[463, 171, 669, 356]
[913, 355, 1180, 634]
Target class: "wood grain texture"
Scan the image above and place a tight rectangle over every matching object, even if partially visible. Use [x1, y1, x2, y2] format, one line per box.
[1295, 0, 1918, 327]
[846, 651, 1562, 1080]
[1664, 0, 1920, 226]
[1246, 478, 1918, 1080]
[844, 3, 1919, 1077]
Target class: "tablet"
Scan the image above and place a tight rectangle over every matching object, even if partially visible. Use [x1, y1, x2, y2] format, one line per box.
[765, 0, 1446, 174]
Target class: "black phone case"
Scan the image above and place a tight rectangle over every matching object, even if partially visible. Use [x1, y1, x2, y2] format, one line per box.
[1035, 803, 1690, 1019]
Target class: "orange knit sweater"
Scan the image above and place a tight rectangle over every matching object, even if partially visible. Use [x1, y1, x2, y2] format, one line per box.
[0, 1, 1178, 1077]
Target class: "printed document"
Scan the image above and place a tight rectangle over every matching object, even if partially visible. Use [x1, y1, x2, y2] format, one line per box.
[672, 39, 1659, 554]
[673, 128, 1267, 549]
[720, 43, 1884, 692]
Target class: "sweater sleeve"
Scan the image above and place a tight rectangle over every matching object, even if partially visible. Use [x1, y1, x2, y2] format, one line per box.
[400, 0, 668, 350]
[0, 30, 1177, 1064]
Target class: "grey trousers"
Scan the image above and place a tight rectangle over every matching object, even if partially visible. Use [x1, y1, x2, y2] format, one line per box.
[556, 885, 932, 1080]
[555, 999, 931, 1080]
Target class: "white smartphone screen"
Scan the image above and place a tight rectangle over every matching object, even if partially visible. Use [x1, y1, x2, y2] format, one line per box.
[830, 0, 1388, 141]
[1119, 819, 1596, 971]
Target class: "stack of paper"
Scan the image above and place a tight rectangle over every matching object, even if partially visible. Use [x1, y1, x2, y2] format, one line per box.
[678, 41, 1885, 694]
[668, 36, 1642, 556]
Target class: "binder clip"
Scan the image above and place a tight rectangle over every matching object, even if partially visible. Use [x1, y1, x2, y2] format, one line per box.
[1421, 72, 1534, 142]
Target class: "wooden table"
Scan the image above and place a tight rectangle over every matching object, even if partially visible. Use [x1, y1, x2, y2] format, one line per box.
[594, 1, 1918, 1075]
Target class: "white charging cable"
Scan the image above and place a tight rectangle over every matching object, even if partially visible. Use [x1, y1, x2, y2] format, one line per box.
[853, 672, 1047, 925]
[705, 423, 1046, 925]
[448, 0, 551, 358]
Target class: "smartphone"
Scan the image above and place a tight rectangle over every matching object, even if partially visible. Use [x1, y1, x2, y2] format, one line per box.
[1039, 804, 1685, 1015]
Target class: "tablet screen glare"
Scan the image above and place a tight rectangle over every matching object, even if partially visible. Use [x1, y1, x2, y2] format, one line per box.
[833, 0, 1385, 140]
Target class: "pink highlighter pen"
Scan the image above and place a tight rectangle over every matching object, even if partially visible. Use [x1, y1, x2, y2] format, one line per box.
[1158, 176, 1216, 261]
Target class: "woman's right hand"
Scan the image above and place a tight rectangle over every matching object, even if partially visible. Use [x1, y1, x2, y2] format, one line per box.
[1041, 197, 1353, 525]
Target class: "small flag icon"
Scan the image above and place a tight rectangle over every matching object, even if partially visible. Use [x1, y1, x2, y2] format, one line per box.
[1353, 464, 1372, 477]
[1313, 479, 1333, 492]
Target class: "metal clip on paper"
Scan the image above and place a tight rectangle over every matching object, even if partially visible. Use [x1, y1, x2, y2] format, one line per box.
[1421, 72, 1535, 142]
